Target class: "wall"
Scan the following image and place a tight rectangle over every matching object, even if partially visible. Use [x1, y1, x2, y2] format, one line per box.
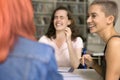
[114, 0, 120, 33]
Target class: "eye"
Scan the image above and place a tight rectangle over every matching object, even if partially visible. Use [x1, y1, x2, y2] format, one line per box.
[86, 15, 89, 19]
[60, 16, 64, 19]
[54, 16, 58, 19]
[91, 14, 96, 18]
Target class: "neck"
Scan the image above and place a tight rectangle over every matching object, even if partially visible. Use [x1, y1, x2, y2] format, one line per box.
[97, 26, 118, 43]
[56, 30, 66, 39]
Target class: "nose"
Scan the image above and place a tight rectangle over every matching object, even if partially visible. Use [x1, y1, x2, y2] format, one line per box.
[54, 17, 61, 21]
[87, 16, 91, 24]
[56, 17, 60, 21]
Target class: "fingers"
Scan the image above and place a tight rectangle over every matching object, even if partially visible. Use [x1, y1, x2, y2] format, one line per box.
[81, 56, 85, 66]
[64, 27, 71, 40]
[64, 27, 68, 35]
[80, 54, 93, 67]
[64, 28, 70, 34]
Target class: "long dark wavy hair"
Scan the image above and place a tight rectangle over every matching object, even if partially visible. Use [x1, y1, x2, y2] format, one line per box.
[45, 6, 80, 41]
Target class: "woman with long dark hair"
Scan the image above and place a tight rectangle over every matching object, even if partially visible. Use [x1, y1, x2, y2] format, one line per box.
[39, 6, 84, 69]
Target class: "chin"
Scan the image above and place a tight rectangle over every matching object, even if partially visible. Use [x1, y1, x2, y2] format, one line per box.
[90, 30, 96, 33]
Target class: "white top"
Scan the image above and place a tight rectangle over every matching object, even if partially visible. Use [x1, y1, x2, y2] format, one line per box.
[38, 36, 83, 67]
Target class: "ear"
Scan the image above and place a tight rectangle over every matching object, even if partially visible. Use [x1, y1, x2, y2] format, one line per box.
[67, 20, 71, 25]
[107, 15, 114, 25]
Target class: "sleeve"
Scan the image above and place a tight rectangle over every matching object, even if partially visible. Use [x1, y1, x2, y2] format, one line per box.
[38, 35, 50, 44]
[74, 37, 84, 48]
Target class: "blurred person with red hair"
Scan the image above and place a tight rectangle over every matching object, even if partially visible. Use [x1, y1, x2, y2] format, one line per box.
[0, 0, 63, 80]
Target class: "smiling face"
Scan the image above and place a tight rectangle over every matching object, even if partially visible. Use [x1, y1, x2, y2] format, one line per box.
[87, 5, 110, 34]
[53, 10, 71, 31]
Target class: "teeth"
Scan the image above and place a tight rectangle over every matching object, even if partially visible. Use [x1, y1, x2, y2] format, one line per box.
[89, 26, 93, 28]
[88, 26, 94, 29]
[88, 25, 92, 28]
[89, 25, 94, 27]
[56, 24, 61, 26]
[56, 23, 62, 26]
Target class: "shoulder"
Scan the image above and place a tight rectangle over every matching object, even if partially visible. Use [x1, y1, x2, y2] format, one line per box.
[74, 37, 83, 42]
[107, 36, 120, 48]
[12, 37, 55, 63]
[38, 35, 49, 41]
[38, 35, 52, 43]
[106, 36, 120, 61]
[73, 37, 83, 44]
[30, 42, 55, 63]
[31, 42, 55, 61]
[37, 42, 54, 52]
[72, 37, 84, 48]
[105, 36, 120, 71]
[28, 42, 55, 63]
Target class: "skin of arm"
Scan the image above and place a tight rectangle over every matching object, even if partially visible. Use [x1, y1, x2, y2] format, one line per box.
[65, 27, 82, 69]
[105, 37, 120, 80]
[92, 60, 103, 76]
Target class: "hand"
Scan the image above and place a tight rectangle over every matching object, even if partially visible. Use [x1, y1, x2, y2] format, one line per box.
[81, 54, 94, 67]
[64, 27, 72, 42]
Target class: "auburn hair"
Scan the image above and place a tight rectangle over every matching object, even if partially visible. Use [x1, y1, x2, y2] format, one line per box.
[0, 0, 36, 62]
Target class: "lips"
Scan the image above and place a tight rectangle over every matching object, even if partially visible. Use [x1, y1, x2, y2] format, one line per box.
[88, 24, 96, 31]
[55, 22, 63, 27]
[88, 24, 95, 28]
[56, 23, 62, 26]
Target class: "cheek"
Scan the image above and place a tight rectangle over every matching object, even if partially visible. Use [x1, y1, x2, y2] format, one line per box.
[65, 20, 70, 26]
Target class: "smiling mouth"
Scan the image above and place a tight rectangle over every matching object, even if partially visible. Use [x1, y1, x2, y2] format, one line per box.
[89, 25, 94, 29]
[89, 26, 93, 29]
[88, 24, 96, 31]
[55, 23, 63, 27]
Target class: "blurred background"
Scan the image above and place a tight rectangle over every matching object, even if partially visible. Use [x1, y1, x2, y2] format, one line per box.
[32, 0, 120, 53]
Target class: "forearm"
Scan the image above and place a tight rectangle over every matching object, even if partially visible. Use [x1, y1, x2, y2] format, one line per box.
[67, 40, 80, 69]
[92, 60, 103, 77]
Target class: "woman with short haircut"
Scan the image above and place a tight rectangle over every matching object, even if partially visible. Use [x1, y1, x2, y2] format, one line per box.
[81, 1, 120, 80]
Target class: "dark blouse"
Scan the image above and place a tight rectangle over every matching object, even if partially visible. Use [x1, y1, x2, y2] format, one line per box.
[102, 35, 120, 80]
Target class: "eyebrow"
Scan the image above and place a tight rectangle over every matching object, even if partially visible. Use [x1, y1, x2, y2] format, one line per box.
[90, 12, 97, 15]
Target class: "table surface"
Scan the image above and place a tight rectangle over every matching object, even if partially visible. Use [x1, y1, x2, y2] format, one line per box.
[58, 67, 103, 80]
[92, 52, 104, 56]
